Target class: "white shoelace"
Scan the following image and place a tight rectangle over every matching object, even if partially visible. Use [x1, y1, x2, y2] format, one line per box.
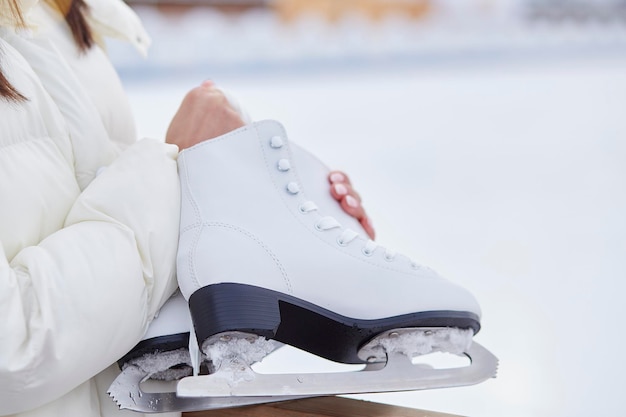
[271, 135, 417, 269]
[301, 201, 398, 261]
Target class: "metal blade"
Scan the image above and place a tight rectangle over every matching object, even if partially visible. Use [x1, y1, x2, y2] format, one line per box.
[176, 342, 498, 398]
[108, 364, 307, 413]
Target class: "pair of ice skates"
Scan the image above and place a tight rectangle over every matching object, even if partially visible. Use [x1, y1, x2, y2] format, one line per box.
[108, 120, 498, 413]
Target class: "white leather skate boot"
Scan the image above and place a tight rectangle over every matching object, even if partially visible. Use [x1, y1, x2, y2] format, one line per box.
[108, 291, 201, 412]
[174, 120, 497, 398]
[108, 143, 352, 412]
[114, 291, 194, 379]
[109, 291, 302, 412]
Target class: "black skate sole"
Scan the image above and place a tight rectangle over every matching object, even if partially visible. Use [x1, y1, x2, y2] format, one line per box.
[189, 283, 481, 365]
[117, 332, 190, 368]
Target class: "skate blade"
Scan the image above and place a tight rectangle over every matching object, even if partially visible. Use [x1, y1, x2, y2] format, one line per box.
[176, 331, 498, 398]
[107, 363, 306, 413]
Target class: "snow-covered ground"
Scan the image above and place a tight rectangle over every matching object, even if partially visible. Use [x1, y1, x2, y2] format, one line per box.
[111, 6, 626, 417]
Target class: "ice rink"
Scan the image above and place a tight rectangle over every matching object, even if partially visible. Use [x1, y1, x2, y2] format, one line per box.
[113, 8, 626, 416]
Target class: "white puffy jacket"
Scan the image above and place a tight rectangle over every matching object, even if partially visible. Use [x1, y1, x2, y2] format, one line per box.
[0, 1, 181, 416]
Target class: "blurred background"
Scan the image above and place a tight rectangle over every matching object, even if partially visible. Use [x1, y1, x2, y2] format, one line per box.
[107, 1, 626, 416]
[110, 0, 626, 79]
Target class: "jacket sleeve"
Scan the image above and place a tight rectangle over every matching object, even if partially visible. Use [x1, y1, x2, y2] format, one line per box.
[0, 139, 180, 415]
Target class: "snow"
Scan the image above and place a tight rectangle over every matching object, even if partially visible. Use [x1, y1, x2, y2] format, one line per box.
[110, 5, 626, 417]
[127, 348, 192, 381]
[203, 333, 279, 368]
[375, 328, 474, 358]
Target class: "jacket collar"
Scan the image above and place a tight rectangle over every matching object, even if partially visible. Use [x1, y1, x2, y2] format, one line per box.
[84, 0, 151, 57]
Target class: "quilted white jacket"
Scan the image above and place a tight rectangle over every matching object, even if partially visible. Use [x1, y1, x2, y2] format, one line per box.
[0, 1, 181, 416]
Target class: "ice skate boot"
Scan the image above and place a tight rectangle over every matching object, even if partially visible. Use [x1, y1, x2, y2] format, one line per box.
[174, 120, 497, 399]
[107, 291, 293, 412]
[107, 142, 344, 412]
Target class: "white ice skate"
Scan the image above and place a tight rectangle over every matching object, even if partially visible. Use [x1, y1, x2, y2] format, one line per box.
[173, 120, 498, 400]
[107, 291, 301, 412]
[107, 141, 362, 412]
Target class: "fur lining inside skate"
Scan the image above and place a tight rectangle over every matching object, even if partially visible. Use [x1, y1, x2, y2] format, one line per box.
[124, 348, 193, 381]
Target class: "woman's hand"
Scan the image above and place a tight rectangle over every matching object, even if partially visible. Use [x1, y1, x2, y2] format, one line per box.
[167, 82, 375, 239]
[166, 81, 245, 150]
[329, 171, 375, 240]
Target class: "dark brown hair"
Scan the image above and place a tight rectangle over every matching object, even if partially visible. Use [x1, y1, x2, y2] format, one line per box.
[54, 0, 95, 52]
[1, 0, 94, 102]
[0, 58, 27, 101]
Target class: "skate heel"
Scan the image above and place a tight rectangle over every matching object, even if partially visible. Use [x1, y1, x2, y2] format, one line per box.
[188, 283, 481, 365]
[188, 283, 282, 353]
[189, 282, 374, 363]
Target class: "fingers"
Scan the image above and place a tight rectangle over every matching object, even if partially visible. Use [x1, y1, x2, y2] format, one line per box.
[329, 171, 361, 211]
[328, 170, 376, 240]
[166, 81, 245, 150]
[360, 216, 376, 241]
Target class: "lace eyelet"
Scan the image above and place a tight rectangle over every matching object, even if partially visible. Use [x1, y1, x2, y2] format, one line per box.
[277, 159, 291, 172]
[286, 182, 300, 194]
[314, 222, 323, 232]
[361, 248, 373, 257]
[270, 136, 284, 148]
[384, 254, 395, 262]
[336, 237, 348, 247]
[299, 205, 307, 213]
